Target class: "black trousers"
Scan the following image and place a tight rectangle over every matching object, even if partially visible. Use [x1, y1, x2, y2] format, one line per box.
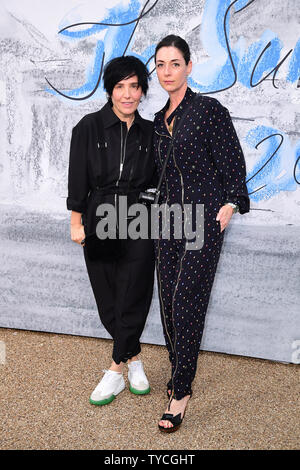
[154, 201, 225, 400]
[83, 238, 155, 364]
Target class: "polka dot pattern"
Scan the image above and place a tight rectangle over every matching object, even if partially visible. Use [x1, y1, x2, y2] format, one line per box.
[153, 87, 249, 400]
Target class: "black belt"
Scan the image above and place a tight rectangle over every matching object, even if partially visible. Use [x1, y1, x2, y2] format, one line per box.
[93, 187, 141, 196]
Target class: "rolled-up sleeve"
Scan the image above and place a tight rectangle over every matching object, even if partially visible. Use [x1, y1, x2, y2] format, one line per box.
[208, 102, 250, 214]
[66, 122, 90, 213]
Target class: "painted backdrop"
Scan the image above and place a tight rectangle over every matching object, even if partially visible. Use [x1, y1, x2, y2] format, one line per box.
[0, 0, 299, 363]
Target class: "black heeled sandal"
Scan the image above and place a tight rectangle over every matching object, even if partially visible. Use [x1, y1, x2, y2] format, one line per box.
[158, 396, 189, 433]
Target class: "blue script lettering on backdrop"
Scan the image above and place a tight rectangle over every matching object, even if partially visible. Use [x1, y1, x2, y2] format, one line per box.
[189, 0, 299, 92]
[46, 0, 300, 95]
[287, 39, 300, 83]
[46, 0, 156, 100]
[45, 0, 300, 202]
[245, 129, 300, 201]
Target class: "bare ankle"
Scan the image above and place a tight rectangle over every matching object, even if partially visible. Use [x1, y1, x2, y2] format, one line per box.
[128, 355, 139, 364]
[109, 361, 124, 373]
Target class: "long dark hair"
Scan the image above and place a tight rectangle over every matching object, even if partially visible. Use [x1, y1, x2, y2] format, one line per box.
[154, 35, 191, 65]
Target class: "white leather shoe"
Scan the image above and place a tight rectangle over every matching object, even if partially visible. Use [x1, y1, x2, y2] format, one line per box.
[89, 369, 125, 405]
[128, 360, 150, 395]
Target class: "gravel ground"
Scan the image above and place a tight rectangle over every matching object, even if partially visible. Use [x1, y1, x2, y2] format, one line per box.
[0, 328, 299, 450]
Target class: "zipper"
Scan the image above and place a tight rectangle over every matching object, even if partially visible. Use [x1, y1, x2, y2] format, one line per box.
[115, 122, 128, 229]
[158, 135, 170, 200]
[156, 120, 186, 400]
[117, 122, 128, 184]
[156, 134, 180, 400]
[169, 146, 187, 399]
[170, 248, 186, 399]
[156, 242, 176, 362]
[156, 134, 174, 362]
[155, 129, 172, 139]
[128, 144, 141, 183]
[157, 136, 170, 234]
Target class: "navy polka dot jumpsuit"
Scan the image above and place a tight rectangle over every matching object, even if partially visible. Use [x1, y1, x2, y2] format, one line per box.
[153, 87, 250, 400]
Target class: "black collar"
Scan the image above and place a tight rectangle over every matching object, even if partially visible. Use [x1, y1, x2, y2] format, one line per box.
[100, 101, 148, 132]
[155, 87, 196, 123]
[154, 87, 196, 136]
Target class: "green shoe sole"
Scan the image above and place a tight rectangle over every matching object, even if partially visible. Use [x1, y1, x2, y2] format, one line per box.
[89, 394, 116, 406]
[129, 385, 151, 395]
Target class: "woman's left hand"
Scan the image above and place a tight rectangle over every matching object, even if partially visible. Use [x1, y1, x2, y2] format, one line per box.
[216, 204, 234, 232]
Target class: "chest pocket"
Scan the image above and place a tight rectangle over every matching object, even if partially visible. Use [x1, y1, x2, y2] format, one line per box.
[127, 143, 144, 183]
[139, 144, 148, 157]
[97, 141, 107, 150]
[96, 140, 110, 186]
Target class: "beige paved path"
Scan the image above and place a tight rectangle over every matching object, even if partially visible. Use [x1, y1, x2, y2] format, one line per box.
[0, 328, 299, 450]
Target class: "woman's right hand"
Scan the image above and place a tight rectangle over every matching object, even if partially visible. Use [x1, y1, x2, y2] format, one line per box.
[71, 223, 86, 246]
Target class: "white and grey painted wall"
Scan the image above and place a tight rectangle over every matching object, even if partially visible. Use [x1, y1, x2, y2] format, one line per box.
[0, 0, 299, 363]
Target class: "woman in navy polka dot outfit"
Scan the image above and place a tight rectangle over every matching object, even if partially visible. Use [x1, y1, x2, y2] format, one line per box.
[154, 35, 250, 432]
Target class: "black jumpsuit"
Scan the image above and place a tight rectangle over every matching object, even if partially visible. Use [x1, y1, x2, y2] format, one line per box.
[153, 87, 250, 400]
[67, 102, 156, 364]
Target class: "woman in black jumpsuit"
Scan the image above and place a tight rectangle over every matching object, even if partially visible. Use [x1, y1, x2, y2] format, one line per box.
[154, 36, 250, 432]
[67, 57, 156, 406]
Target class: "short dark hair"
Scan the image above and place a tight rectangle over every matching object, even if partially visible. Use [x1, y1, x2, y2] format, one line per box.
[154, 35, 191, 65]
[103, 56, 149, 102]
